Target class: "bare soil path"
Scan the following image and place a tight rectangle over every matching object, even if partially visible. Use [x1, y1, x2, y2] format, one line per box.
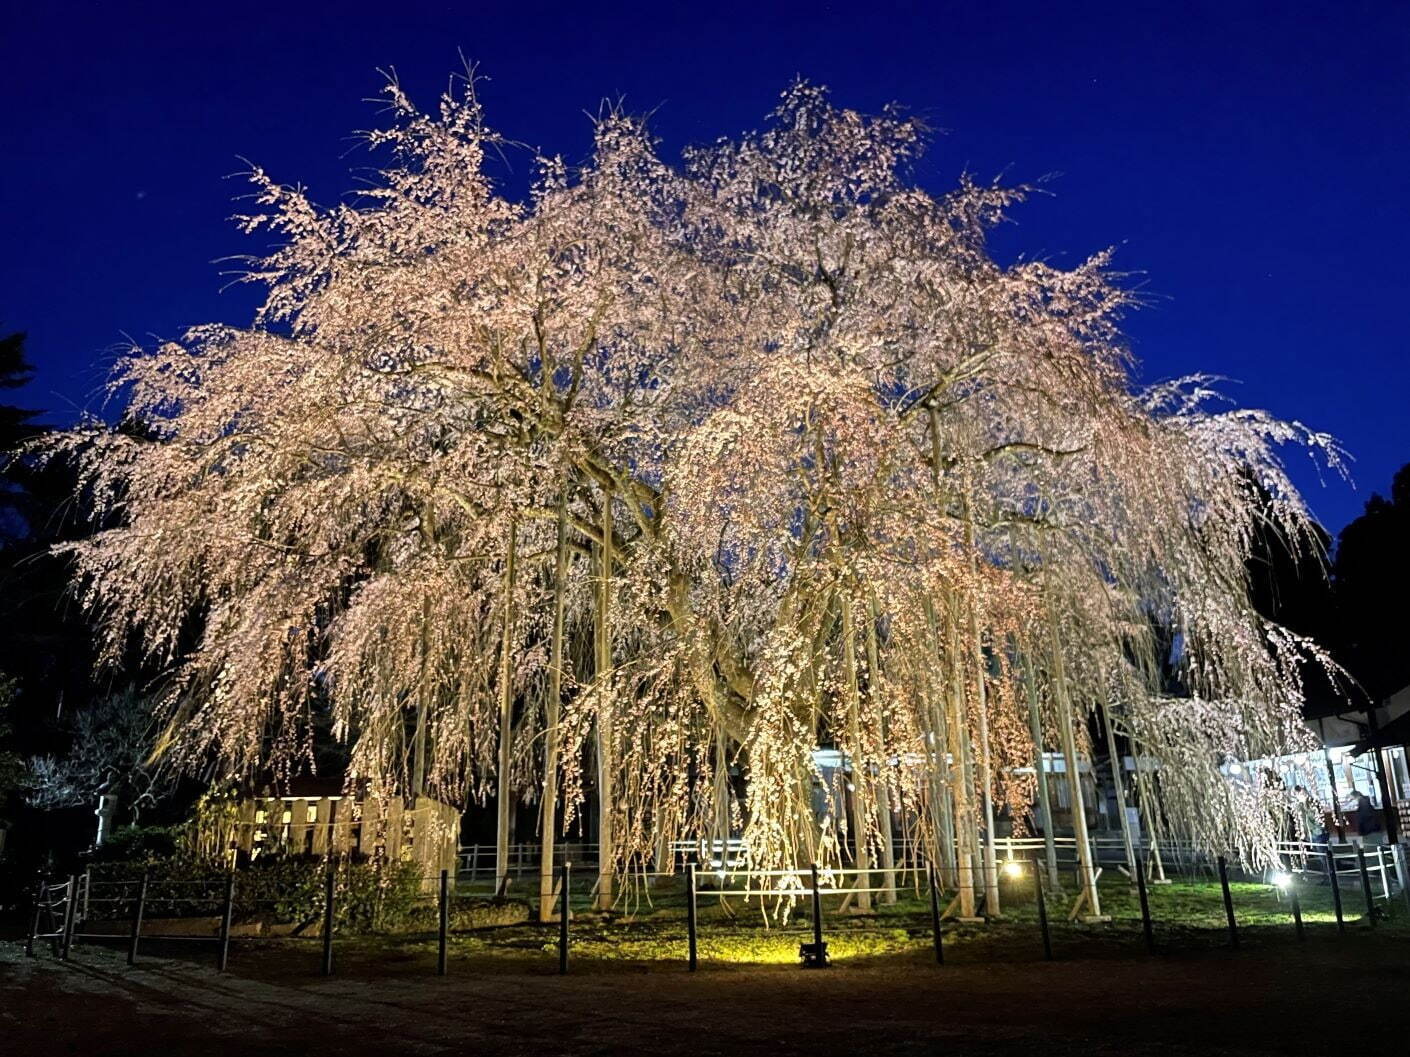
[4, 936, 1406, 1056]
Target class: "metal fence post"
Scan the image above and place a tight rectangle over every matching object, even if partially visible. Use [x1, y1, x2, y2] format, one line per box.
[1355, 845, 1376, 927]
[558, 861, 571, 975]
[928, 864, 944, 965]
[59, 875, 77, 961]
[128, 871, 149, 966]
[321, 867, 335, 976]
[1035, 861, 1053, 961]
[1216, 857, 1238, 949]
[437, 869, 449, 976]
[1135, 855, 1154, 953]
[801, 863, 829, 968]
[685, 861, 698, 972]
[217, 871, 235, 971]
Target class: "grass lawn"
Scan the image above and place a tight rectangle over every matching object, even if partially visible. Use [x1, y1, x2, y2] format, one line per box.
[249, 872, 1406, 974]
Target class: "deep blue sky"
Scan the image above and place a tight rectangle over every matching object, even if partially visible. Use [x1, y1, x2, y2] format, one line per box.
[4, 1, 1406, 534]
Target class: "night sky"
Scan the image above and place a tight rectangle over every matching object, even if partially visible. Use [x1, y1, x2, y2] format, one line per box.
[4, 1, 1406, 534]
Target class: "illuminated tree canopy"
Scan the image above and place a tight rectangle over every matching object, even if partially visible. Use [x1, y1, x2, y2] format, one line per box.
[56, 74, 1342, 913]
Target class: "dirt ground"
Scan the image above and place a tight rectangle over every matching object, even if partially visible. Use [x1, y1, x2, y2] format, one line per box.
[5, 934, 1408, 1057]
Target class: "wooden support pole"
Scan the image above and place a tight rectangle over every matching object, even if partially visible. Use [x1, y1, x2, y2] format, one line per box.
[1022, 657, 1060, 891]
[1321, 731, 1345, 840]
[1399, 843, 1410, 919]
[59, 875, 77, 961]
[1364, 707, 1399, 842]
[1101, 703, 1137, 880]
[24, 876, 44, 958]
[685, 861, 698, 972]
[1048, 608, 1103, 921]
[127, 871, 148, 966]
[1217, 856, 1238, 949]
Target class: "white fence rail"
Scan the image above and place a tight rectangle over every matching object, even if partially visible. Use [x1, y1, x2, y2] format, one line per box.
[455, 836, 1409, 900]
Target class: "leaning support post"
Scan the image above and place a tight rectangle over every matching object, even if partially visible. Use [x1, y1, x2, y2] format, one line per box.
[928, 864, 944, 965]
[1048, 606, 1103, 921]
[1399, 843, 1410, 919]
[25, 876, 44, 958]
[558, 861, 571, 975]
[321, 868, 335, 976]
[1134, 854, 1154, 954]
[1356, 845, 1376, 927]
[1217, 856, 1238, 949]
[685, 861, 699, 971]
[127, 871, 149, 966]
[59, 874, 77, 961]
[217, 871, 235, 972]
[437, 869, 449, 976]
[1325, 846, 1345, 933]
[1035, 861, 1053, 961]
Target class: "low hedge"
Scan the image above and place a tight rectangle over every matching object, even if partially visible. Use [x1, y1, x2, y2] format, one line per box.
[88, 854, 426, 933]
[86, 854, 529, 934]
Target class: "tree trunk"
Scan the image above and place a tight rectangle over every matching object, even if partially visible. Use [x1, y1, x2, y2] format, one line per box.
[970, 604, 1001, 917]
[945, 597, 978, 919]
[538, 493, 569, 922]
[923, 597, 958, 887]
[494, 521, 518, 896]
[594, 492, 615, 911]
[1022, 655, 1061, 890]
[864, 603, 897, 904]
[411, 596, 432, 796]
[1048, 607, 1103, 919]
[840, 595, 872, 911]
[960, 478, 1000, 916]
